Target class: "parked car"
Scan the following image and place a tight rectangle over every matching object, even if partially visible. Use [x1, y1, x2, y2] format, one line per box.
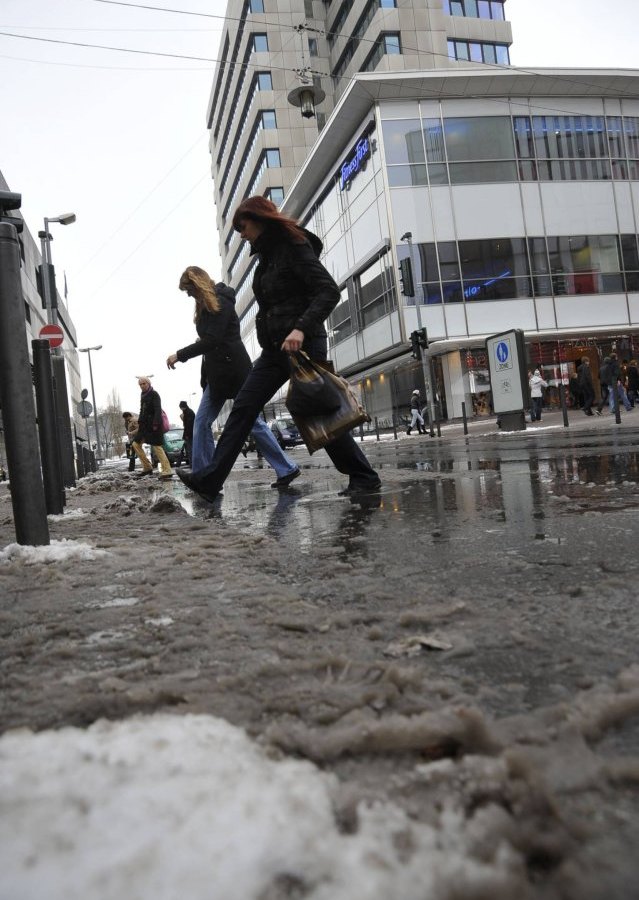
[162, 428, 185, 467]
[269, 417, 304, 448]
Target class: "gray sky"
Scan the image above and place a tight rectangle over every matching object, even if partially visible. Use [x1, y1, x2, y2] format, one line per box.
[0, 0, 637, 420]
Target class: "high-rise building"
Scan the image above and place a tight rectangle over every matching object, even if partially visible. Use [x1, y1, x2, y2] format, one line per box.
[207, 0, 512, 319]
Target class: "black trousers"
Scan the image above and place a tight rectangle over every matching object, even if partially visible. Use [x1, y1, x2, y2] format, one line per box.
[196, 344, 380, 495]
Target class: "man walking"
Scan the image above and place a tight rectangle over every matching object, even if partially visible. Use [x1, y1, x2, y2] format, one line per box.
[577, 357, 595, 416]
[179, 400, 195, 466]
[407, 389, 426, 435]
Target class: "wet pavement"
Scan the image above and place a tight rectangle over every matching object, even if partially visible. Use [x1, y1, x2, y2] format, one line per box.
[2, 410, 639, 898]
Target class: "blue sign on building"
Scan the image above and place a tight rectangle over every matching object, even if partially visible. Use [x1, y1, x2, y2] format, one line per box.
[339, 135, 372, 190]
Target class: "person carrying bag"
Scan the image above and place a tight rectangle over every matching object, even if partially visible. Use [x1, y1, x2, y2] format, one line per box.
[177, 196, 381, 503]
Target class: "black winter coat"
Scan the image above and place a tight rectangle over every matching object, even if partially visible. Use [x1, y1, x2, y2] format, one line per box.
[175, 283, 251, 400]
[136, 387, 164, 446]
[250, 227, 340, 350]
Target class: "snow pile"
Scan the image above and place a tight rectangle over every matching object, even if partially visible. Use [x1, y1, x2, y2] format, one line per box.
[47, 508, 87, 522]
[0, 539, 109, 565]
[0, 713, 526, 900]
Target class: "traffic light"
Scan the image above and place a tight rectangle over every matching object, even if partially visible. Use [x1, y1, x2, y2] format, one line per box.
[398, 256, 415, 297]
[410, 330, 421, 360]
[36, 264, 58, 310]
[417, 326, 428, 349]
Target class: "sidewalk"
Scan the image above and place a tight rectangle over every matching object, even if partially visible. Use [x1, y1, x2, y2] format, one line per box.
[357, 404, 639, 445]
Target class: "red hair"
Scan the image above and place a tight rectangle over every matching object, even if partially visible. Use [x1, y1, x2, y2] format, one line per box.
[232, 196, 306, 243]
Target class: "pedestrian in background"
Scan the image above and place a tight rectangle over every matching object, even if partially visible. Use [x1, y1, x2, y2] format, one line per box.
[407, 389, 426, 435]
[166, 265, 299, 486]
[626, 359, 639, 407]
[122, 411, 138, 471]
[131, 376, 173, 480]
[577, 357, 595, 416]
[177, 196, 380, 503]
[607, 353, 632, 412]
[178, 400, 195, 466]
[528, 368, 547, 422]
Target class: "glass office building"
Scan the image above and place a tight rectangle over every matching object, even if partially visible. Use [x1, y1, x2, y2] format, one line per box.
[279, 68, 639, 423]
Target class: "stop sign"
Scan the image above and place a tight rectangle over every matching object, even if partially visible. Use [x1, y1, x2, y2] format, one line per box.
[39, 324, 64, 348]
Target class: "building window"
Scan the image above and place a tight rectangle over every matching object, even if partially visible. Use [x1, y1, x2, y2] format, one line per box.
[308, 37, 319, 57]
[447, 39, 509, 65]
[362, 32, 402, 72]
[261, 110, 277, 129]
[249, 0, 264, 10]
[444, 0, 505, 19]
[266, 187, 285, 204]
[380, 0, 397, 7]
[257, 71, 272, 90]
[265, 148, 281, 167]
[253, 34, 268, 52]
[328, 286, 355, 344]
[400, 234, 636, 305]
[355, 252, 397, 327]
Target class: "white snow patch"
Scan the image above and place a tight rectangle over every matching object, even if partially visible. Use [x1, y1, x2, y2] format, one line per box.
[0, 539, 109, 565]
[144, 616, 174, 627]
[47, 508, 88, 522]
[0, 713, 525, 900]
[96, 597, 141, 609]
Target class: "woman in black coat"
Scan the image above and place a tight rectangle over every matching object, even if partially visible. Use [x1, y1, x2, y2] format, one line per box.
[178, 197, 380, 503]
[132, 376, 173, 479]
[166, 266, 299, 484]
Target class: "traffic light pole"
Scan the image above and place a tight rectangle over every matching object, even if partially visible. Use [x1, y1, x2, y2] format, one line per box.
[404, 236, 437, 435]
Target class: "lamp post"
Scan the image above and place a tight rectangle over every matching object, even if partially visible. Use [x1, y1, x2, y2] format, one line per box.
[38, 212, 77, 485]
[78, 345, 103, 462]
[38, 213, 76, 328]
[401, 232, 437, 433]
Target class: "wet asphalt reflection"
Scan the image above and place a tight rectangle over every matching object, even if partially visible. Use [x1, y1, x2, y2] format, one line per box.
[173, 427, 639, 559]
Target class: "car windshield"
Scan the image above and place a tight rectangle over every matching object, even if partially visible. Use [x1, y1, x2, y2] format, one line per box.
[165, 429, 183, 441]
[276, 419, 295, 429]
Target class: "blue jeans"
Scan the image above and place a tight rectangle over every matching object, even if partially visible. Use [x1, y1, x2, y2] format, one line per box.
[194, 340, 380, 496]
[191, 385, 297, 478]
[608, 383, 632, 412]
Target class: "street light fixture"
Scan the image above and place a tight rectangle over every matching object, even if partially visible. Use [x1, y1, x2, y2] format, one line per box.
[78, 345, 103, 463]
[400, 232, 436, 433]
[38, 213, 76, 327]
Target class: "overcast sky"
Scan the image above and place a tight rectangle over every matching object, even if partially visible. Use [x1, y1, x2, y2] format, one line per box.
[1, 0, 637, 422]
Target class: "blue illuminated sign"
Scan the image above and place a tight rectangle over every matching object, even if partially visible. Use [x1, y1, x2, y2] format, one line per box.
[339, 136, 371, 190]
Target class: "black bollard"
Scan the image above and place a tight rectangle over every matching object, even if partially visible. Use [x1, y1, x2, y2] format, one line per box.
[32, 340, 65, 514]
[51, 355, 76, 488]
[75, 440, 86, 478]
[392, 417, 398, 440]
[461, 401, 468, 435]
[613, 382, 621, 424]
[374, 416, 380, 441]
[0, 222, 50, 545]
[559, 383, 570, 428]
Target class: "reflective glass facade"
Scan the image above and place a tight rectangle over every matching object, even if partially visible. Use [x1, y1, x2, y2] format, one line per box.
[383, 113, 639, 186]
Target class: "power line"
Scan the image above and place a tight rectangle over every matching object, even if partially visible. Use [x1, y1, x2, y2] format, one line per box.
[88, 0, 639, 101]
[77, 134, 208, 274]
[86, 172, 210, 300]
[0, 52, 212, 70]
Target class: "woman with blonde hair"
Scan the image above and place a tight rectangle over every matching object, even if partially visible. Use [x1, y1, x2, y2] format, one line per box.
[166, 266, 299, 484]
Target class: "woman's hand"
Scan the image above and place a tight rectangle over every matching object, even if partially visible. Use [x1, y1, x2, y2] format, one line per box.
[281, 329, 304, 353]
[166, 353, 178, 370]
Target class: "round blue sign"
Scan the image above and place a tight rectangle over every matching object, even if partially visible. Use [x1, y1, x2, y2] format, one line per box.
[496, 341, 509, 364]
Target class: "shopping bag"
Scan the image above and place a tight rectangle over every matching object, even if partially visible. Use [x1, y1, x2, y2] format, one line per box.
[286, 353, 371, 454]
[286, 351, 343, 416]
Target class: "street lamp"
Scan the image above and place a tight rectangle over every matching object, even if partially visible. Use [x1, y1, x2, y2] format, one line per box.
[400, 232, 436, 432]
[78, 345, 103, 462]
[38, 213, 76, 327]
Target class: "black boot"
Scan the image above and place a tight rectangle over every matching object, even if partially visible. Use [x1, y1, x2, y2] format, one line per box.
[406, 426, 412, 435]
